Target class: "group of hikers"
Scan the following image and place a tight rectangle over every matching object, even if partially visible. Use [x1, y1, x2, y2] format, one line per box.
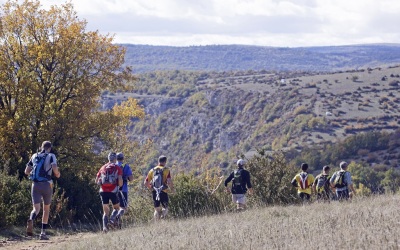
[291, 162, 357, 202]
[24, 140, 355, 239]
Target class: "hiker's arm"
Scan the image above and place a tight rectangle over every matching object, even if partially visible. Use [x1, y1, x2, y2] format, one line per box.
[311, 176, 316, 195]
[349, 184, 356, 194]
[224, 172, 234, 190]
[329, 174, 336, 188]
[52, 164, 61, 178]
[312, 184, 316, 194]
[118, 175, 123, 187]
[127, 174, 134, 182]
[291, 177, 298, 188]
[167, 177, 174, 192]
[24, 165, 32, 175]
[144, 175, 152, 190]
[24, 158, 33, 175]
[246, 172, 253, 194]
[346, 173, 356, 194]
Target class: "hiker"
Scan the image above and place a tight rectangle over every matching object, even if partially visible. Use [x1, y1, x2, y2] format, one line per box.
[95, 152, 123, 232]
[330, 161, 356, 200]
[313, 165, 334, 201]
[24, 141, 61, 240]
[144, 155, 175, 220]
[224, 159, 253, 211]
[291, 163, 315, 202]
[112, 152, 134, 228]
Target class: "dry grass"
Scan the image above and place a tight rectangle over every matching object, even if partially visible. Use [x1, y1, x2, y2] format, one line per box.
[46, 195, 400, 250]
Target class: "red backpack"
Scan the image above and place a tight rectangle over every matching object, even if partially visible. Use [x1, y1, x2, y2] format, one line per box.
[99, 163, 119, 192]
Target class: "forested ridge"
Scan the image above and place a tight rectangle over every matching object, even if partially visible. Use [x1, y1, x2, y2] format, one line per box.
[122, 43, 400, 73]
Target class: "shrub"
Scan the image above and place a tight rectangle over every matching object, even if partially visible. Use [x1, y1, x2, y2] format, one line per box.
[0, 173, 31, 228]
[246, 150, 298, 205]
[0, 172, 72, 229]
[169, 169, 230, 217]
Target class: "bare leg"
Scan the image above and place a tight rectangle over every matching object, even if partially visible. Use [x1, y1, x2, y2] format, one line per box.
[102, 204, 110, 232]
[154, 207, 162, 221]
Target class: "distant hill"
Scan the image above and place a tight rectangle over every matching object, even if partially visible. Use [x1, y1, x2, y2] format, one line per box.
[121, 44, 400, 73]
[103, 65, 400, 169]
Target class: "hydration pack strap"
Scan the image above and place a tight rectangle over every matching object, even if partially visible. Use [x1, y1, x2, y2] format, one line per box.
[153, 186, 164, 201]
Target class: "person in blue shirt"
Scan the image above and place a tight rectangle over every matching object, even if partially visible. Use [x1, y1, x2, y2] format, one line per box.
[109, 152, 133, 228]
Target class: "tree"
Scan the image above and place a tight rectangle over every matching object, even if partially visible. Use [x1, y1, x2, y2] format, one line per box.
[0, 0, 145, 226]
[0, 0, 140, 175]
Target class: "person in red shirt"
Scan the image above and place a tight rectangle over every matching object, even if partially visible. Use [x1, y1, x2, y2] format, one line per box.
[95, 152, 123, 232]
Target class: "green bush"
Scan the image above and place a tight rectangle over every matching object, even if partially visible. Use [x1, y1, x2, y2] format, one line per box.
[169, 171, 230, 217]
[246, 150, 298, 205]
[0, 172, 31, 228]
[0, 169, 98, 230]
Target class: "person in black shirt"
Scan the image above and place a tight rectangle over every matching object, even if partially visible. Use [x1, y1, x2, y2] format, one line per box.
[224, 159, 253, 211]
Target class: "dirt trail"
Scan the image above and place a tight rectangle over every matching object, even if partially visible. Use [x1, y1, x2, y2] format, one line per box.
[0, 232, 97, 250]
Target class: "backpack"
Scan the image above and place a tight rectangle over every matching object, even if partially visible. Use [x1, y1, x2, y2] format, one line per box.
[100, 163, 119, 190]
[151, 167, 164, 189]
[333, 171, 347, 188]
[233, 169, 243, 187]
[316, 174, 329, 193]
[298, 172, 309, 189]
[29, 153, 51, 182]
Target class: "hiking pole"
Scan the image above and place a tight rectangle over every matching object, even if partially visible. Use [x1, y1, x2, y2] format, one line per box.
[119, 190, 128, 208]
[210, 176, 224, 195]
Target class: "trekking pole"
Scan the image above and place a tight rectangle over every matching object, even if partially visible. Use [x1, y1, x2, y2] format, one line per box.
[210, 176, 224, 195]
[119, 190, 128, 208]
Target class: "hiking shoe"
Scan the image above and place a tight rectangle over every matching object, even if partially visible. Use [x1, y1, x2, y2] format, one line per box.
[108, 220, 115, 230]
[114, 217, 121, 229]
[102, 228, 108, 233]
[26, 220, 33, 236]
[39, 233, 49, 240]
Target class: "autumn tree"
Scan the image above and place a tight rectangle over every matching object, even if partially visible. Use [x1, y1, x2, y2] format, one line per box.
[0, 0, 143, 174]
[0, 0, 145, 226]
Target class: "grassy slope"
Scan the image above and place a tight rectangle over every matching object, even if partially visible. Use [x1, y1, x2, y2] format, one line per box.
[47, 194, 399, 249]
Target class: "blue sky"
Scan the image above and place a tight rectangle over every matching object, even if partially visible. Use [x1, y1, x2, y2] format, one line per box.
[3, 0, 400, 47]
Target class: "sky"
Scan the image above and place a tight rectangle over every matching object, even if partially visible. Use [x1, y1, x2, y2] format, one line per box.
[4, 0, 400, 47]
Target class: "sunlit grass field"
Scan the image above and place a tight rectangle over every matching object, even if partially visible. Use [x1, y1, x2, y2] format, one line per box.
[44, 194, 400, 250]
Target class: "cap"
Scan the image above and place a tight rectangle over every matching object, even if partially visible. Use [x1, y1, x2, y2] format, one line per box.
[116, 152, 124, 160]
[108, 152, 117, 161]
[237, 159, 245, 166]
[340, 161, 348, 169]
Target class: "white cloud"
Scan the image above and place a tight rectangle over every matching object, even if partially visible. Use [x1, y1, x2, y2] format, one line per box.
[1, 0, 400, 46]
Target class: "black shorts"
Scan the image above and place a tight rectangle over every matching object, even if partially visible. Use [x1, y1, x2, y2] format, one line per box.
[100, 192, 119, 205]
[118, 191, 128, 208]
[298, 192, 311, 201]
[152, 191, 168, 208]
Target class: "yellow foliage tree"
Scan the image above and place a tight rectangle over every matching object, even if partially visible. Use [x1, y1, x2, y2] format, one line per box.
[0, 0, 140, 175]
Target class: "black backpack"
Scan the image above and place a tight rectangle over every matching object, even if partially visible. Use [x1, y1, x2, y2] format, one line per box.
[232, 169, 244, 192]
[316, 174, 329, 193]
